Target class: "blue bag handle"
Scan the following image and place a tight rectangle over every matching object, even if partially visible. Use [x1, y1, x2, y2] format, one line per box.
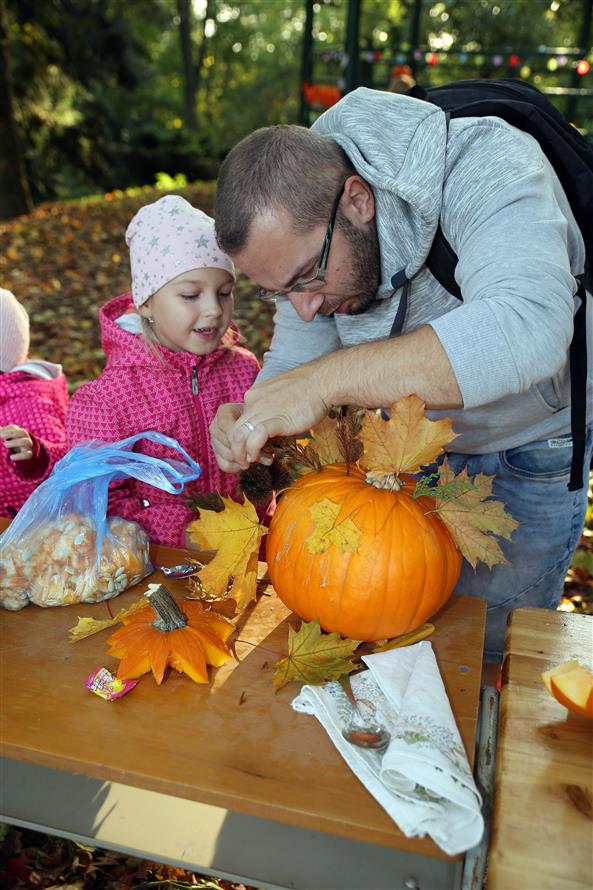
[0, 432, 202, 561]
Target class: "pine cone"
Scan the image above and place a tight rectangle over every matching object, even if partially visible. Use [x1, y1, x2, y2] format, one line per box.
[239, 463, 274, 504]
[269, 457, 294, 491]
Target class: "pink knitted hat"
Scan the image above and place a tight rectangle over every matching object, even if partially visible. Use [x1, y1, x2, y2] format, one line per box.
[0, 288, 30, 372]
[125, 195, 235, 307]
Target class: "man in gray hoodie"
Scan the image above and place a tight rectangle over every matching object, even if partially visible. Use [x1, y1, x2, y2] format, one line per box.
[210, 87, 592, 662]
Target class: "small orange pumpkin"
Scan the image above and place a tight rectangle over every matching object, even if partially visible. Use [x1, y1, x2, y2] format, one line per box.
[266, 463, 461, 641]
[107, 583, 234, 684]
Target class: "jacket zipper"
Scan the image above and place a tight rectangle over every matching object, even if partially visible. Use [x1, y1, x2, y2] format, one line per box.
[191, 362, 210, 492]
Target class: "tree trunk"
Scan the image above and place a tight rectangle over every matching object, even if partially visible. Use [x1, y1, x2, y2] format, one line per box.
[0, 0, 32, 219]
[194, 0, 213, 101]
[177, 0, 197, 132]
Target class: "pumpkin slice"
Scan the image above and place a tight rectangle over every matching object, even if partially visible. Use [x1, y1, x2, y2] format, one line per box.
[542, 661, 593, 719]
[106, 583, 234, 685]
[541, 659, 580, 695]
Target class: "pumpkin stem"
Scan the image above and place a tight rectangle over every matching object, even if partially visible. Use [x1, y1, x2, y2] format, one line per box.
[364, 470, 404, 491]
[145, 583, 188, 631]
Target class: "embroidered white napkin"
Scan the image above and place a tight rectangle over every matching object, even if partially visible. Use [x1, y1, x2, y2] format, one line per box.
[292, 641, 484, 856]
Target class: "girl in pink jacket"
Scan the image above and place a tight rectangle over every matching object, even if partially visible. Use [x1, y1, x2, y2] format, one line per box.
[67, 195, 263, 547]
[0, 288, 69, 517]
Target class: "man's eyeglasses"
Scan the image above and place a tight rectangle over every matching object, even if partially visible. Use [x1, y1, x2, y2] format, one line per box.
[257, 179, 347, 303]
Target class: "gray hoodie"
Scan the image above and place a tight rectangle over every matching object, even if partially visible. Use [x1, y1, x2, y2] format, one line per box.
[258, 87, 590, 453]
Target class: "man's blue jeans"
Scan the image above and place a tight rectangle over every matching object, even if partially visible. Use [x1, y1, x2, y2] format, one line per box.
[443, 427, 593, 662]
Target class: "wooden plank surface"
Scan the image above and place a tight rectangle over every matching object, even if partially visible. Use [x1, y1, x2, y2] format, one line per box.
[0, 528, 485, 860]
[488, 608, 593, 890]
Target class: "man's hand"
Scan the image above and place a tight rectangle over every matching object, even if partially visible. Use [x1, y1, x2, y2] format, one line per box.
[210, 370, 329, 472]
[0, 425, 35, 461]
[210, 326, 463, 473]
[209, 402, 249, 473]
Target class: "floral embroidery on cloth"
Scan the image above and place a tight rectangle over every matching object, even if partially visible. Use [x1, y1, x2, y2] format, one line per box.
[292, 641, 484, 856]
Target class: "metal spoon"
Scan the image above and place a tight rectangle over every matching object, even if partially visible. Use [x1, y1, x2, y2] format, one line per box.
[339, 675, 391, 753]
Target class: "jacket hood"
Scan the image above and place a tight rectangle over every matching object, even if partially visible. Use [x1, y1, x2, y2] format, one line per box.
[9, 360, 63, 380]
[100, 292, 238, 372]
[312, 87, 447, 286]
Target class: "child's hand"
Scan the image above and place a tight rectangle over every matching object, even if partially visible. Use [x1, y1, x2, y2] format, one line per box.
[0, 425, 35, 461]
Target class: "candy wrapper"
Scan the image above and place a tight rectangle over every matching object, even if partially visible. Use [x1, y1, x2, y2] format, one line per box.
[85, 666, 138, 700]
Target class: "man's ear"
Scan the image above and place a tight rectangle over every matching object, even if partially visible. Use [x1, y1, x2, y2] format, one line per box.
[342, 176, 375, 224]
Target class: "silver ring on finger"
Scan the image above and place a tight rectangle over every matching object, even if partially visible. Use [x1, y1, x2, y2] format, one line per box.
[242, 420, 256, 432]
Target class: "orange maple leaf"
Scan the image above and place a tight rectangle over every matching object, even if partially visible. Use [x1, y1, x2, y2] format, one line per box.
[358, 395, 457, 477]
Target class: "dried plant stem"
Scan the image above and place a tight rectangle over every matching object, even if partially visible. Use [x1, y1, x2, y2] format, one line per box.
[145, 583, 188, 631]
[235, 638, 280, 657]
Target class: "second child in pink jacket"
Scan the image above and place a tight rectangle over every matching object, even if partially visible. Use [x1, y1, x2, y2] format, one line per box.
[67, 196, 262, 546]
[0, 288, 68, 517]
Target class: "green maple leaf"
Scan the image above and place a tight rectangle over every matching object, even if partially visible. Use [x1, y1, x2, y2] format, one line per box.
[273, 619, 361, 690]
[434, 458, 519, 569]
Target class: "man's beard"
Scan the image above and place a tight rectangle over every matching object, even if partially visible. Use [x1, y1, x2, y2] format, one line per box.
[338, 214, 381, 316]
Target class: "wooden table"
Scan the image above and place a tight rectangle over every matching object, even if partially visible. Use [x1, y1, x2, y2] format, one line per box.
[488, 608, 593, 890]
[0, 531, 487, 889]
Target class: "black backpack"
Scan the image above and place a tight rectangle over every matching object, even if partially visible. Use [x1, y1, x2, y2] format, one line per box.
[412, 78, 593, 491]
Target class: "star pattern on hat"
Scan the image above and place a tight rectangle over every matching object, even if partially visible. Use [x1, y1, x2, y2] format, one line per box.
[126, 195, 234, 307]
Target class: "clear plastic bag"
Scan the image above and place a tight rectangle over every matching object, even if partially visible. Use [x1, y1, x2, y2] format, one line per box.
[0, 432, 202, 610]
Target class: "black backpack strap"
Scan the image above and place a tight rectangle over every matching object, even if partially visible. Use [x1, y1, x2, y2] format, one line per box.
[425, 241, 586, 490]
[417, 81, 588, 489]
[568, 277, 587, 491]
[424, 109, 464, 303]
[389, 271, 410, 336]
[425, 224, 462, 301]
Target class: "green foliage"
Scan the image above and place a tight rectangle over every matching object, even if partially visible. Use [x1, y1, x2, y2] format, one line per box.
[4, 0, 592, 204]
[155, 171, 188, 190]
[570, 547, 593, 575]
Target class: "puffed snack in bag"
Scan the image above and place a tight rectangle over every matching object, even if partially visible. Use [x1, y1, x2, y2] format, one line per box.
[0, 431, 202, 610]
[0, 513, 151, 610]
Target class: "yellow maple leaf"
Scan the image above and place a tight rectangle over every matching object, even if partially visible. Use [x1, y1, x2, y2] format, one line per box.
[186, 496, 267, 607]
[234, 550, 260, 610]
[69, 615, 118, 642]
[358, 395, 457, 477]
[433, 459, 519, 569]
[68, 596, 147, 642]
[273, 619, 361, 690]
[306, 498, 361, 554]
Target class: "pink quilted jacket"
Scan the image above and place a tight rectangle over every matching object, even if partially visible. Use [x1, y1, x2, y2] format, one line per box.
[0, 367, 69, 517]
[67, 292, 262, 546]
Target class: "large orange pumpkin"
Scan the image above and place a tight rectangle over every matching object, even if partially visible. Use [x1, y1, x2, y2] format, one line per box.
[266, 463, 462, 641]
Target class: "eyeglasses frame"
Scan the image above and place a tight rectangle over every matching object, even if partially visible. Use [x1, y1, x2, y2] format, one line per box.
[257, 178, 348, 303]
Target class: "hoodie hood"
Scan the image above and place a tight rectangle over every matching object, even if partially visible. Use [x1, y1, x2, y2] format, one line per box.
[9, 360, 63, 380]
[312, 87, 447, 286]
